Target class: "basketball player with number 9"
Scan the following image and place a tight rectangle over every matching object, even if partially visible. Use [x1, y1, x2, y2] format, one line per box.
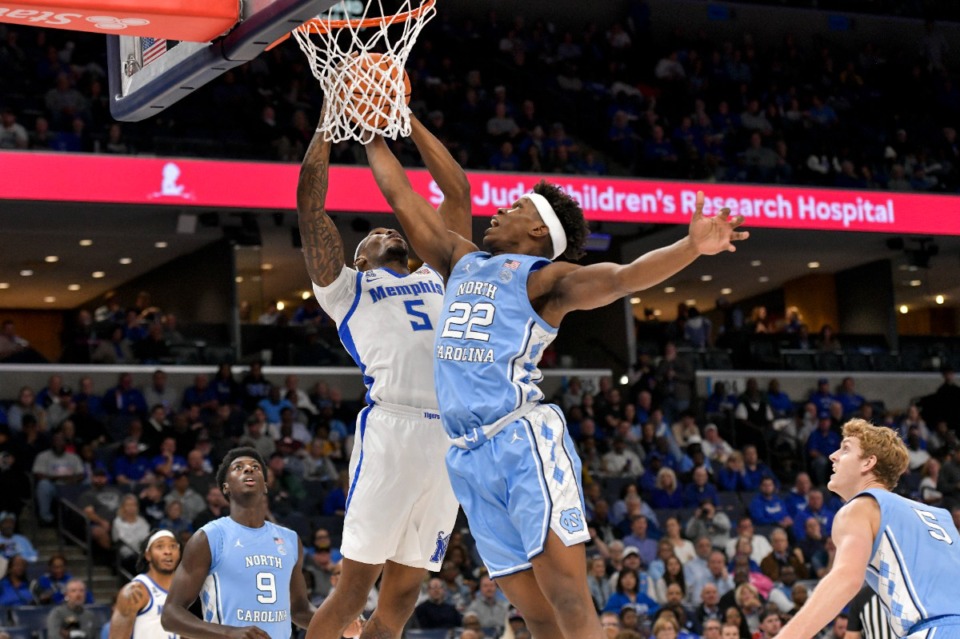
[298, 99, 470, 639]
[161, 448, 316, 639]
[777, 419, 960, 639]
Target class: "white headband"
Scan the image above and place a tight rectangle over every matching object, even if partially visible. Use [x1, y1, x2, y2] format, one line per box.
[147, 530, 176, 549]
[522, 192, 567, 260]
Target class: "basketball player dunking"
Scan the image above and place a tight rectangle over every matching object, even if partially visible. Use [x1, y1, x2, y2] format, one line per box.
[300, 101, 470, 639]
[365, 130, 748, 639]
[162, 448, 315, 639]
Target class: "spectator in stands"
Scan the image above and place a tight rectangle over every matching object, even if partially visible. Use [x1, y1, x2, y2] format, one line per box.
[734, 380, 774, 455]
[765, 563, 798, 614]
[102, 373, 148, 419]
[805, 416, 841, 486]
[112, 493, 150, 574]
[683, 467, 719, 507]
[157, 500, 192, 543]
[303, 539, 338, 604]
[239, 409, 275, 459]
[415, 577, 462, 629]
[684, 307, 712, 349]
[748, 477, 792, 528]
[816, 325, 841, 352]
[466, 575, 509, 633]
[725, 517, 773, 565]
[918, 458, 943, 506]
[599, 610, 621, 637]
[211, 363, 241, 407]
[656, 342, 695, 420]
[113, 437, 152, 487]
[47, 388, 76, 431]
[30, 553, 93, 605]
[603, 436, 644, 478]
[717, 451, 749, 492]
[938, 447, 960, 509]
[163, 469, 207, 530]
[0, 108, 28, 149]
[755, 607, 782, 639]
[6, 385, 47, 433]
[807, 378, 835, 419]
[32, 431, 85, 525]
[0, 554, 32, 605]
[46, 579, 97, 639]
[796, 516, 828, 578]
[605, 567, 660, 615]
[151, 436, 187, 482]
[92, 326, 135, 364]
[240, 361, 272, 412]
[905, 424, 931, 471]
[654, 556, 687, 604]
[191, 485, 230, 530]
[0, 513, 38, 562]
[685, 501, 731, 551]
[783, 472, 812, 520]
[835, 377, 865, 418]
[765, 380, 792, 419]
[652, 468, 684, 509]
[686, 549, 735, 608]
[700, 424, 733, 467]
[622, 516, 658, 567]
[741, 445, 775, 491]
[662, 517, 695, 564]
[695, 586, 724, 631]
[79, 467, 123, 551]
[759, 528, 807, 582]
[897, 403, 930, 441]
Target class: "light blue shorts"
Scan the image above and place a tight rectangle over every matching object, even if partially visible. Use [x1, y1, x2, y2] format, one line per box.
[445, 404, 590, 578]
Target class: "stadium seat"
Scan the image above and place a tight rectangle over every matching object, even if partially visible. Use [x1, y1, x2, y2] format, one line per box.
[11, 606, 52, 639]
[4, 627, 35, 639]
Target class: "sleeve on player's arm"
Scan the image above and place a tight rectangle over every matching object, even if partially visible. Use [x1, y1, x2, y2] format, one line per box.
[312, 265, 359, 324]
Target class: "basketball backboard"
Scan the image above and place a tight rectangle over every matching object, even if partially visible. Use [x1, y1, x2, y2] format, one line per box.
[106, 0, 339, 121]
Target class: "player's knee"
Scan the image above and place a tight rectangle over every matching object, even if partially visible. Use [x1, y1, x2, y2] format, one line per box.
[544, 589, 592, 622]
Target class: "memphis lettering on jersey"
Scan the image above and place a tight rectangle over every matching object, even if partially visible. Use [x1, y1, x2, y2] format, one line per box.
[235, 554, 288, 624]
[368, 280, 443, 303]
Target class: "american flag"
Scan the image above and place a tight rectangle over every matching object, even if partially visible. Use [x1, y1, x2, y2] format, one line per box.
[141, 37, 166, 66]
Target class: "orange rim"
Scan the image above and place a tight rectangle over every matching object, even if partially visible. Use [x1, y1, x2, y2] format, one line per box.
[266, 0, 435, 51]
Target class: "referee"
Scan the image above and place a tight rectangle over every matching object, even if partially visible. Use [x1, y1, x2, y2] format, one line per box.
[845, 586, 893, 639]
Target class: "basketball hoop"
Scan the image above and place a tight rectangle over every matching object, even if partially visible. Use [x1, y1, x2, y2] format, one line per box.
[278, 0, 437, 143]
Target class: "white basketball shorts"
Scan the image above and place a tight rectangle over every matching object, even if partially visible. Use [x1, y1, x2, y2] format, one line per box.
[341, 403, 459, 571]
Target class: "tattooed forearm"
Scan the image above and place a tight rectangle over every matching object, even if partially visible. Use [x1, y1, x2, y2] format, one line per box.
[297, 130, 344, 287]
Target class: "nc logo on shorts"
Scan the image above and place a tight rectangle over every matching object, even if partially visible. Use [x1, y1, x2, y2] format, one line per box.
[559, 508, 584, 534]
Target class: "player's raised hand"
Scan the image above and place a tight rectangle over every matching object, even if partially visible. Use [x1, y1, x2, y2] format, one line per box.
[688, 190, 749, 255]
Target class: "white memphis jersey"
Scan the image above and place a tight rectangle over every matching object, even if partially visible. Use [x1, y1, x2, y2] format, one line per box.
[313, 265, 445, 409]
[131, 574, 177, 639]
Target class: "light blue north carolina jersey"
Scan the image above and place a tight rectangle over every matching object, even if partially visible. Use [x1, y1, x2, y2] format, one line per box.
[132, 574, 176, 639]
[435, 252, 557, 442]
[856, 488, 960, 637]
[199, 517, 299, 639]
[313, 265, 445, 409]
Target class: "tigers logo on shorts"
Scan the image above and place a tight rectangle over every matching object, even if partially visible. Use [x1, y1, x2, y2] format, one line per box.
[559, 508, 584, 534]
[430, 530, 451, 563]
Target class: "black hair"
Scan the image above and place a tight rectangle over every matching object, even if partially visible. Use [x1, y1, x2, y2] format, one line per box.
[215, 447, 267, 501]
[532, 180, 589, 261]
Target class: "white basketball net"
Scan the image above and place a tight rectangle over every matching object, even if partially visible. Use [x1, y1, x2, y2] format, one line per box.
[292, 0, 437, 143]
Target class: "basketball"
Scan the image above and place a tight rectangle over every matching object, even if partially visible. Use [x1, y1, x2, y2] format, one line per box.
[340, 52, 412, 129]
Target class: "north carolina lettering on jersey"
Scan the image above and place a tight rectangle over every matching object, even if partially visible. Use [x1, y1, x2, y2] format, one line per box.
[368, 281, 444, 303]
[436, 345, 495, 363]
[456, 281, 498, 299]
[236, 609, 289, 623]
[244, 555, 283, 569]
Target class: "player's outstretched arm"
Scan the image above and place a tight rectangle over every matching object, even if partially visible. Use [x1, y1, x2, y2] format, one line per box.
[108, 581, 147, 639]
[409, 114, 472, 241]
[365, 136, 476, 279]
[162, 531, 270, 639]
[297, 114, 344, 287]
[538, 191, 748, 322]
[776, 498, 877, 639]
[290, 539, 316, 629]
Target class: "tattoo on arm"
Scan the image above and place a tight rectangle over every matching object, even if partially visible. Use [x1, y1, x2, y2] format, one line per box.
[297, 130, 345, 287]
